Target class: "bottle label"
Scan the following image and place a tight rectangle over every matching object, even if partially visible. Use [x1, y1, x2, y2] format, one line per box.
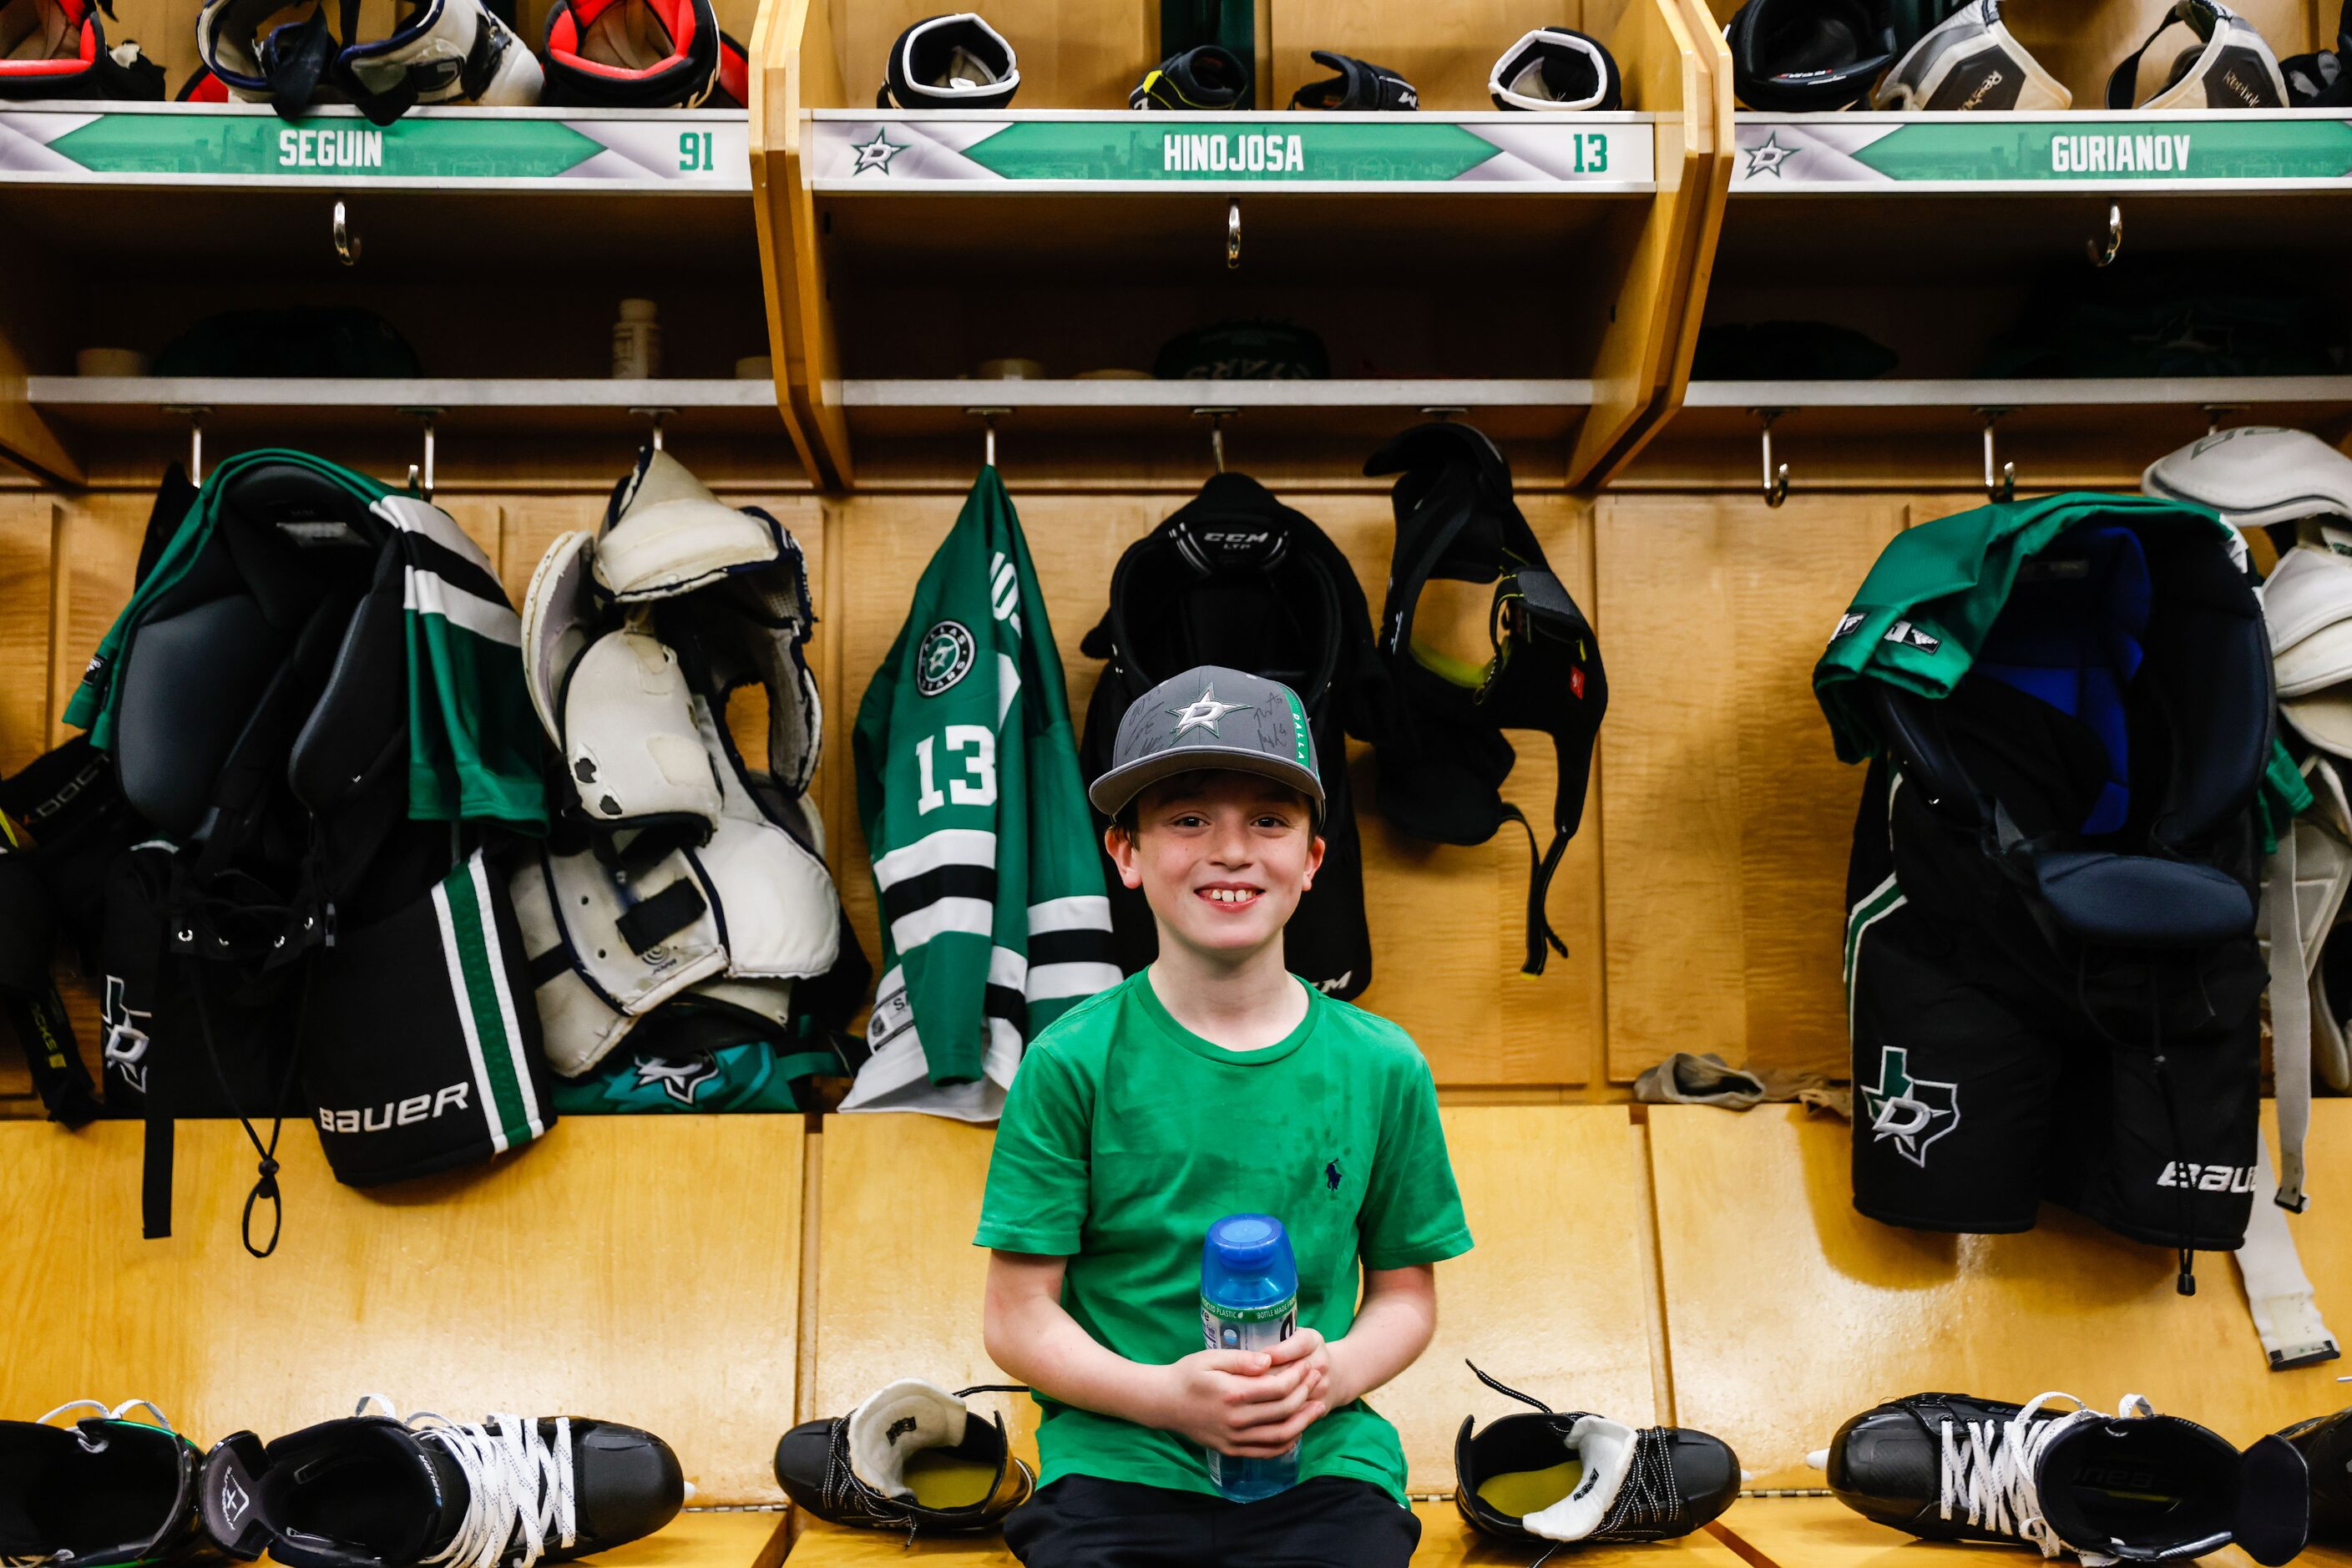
[1201, 1295, 1297, 1353]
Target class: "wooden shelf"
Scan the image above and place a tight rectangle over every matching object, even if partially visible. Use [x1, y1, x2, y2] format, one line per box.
[23, 377, 785, 440]
[824, 377, 1594, 478]
[1621, 377, 2352, 490]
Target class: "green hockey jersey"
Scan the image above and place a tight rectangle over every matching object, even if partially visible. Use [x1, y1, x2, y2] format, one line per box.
[848, 467, 1118, 1120]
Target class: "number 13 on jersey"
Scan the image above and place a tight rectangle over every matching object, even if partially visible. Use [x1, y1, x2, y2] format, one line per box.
[915, 725, 999, 814]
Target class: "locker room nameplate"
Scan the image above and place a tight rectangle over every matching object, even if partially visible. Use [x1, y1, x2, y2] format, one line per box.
[0, 105, 749, 188]
[1732, 113, 2352, 190]
[805, 112, 1657, 191]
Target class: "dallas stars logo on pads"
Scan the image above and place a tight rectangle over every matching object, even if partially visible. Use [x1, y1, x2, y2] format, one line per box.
[1170, 683, 1250, 736]
[1860, 1046, 1960, 1168]
[632, 1053, 721, 1107]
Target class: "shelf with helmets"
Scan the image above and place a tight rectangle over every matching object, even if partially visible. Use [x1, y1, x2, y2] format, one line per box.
[749, 0, 1725, 490]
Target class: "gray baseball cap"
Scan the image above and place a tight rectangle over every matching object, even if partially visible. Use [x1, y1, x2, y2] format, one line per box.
[1087, 665, 1323, 819]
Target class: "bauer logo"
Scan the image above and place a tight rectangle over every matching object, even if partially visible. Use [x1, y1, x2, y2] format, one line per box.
[2157, 1161, 2256, 1193]
[220, 1474, 251, 1528]
[317, 1083, 472, 1134]
[1832, 612, 1865, 642]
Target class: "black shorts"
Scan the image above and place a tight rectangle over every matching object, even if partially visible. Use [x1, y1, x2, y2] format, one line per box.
[1844, 756, 2265, 1252]
[1003, 1475, 1419, 1568]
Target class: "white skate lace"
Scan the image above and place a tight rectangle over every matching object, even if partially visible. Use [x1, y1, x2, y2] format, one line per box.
[3, 1401, 178, 1567]
[1938, 1391, 2152, 1565]
[354, 1396, 576, 1568]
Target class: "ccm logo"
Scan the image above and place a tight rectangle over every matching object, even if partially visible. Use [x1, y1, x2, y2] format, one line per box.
[2157, 1161, 2255, 1193]
[318, 1083, 472, 1134]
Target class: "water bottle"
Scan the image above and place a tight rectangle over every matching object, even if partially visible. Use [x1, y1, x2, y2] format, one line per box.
[1200, 1213, 1300, 1501]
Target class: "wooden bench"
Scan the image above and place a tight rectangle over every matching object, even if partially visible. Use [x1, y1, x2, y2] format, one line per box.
[0, 1117, 803, 1566]
[792, 1106, 1747, 1565]
[1649, 1102, 2352, 1568]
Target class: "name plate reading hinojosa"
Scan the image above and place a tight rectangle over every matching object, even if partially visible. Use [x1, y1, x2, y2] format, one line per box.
[806, 113, 1657, 191]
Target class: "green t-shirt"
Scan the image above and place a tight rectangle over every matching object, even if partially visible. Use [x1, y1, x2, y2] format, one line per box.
[974, 970, 1474, 1506]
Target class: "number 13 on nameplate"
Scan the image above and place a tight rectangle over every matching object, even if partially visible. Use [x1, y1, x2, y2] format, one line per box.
[917, 726, 998, 814]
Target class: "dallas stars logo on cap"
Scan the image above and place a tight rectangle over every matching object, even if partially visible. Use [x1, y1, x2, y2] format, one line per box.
[1170, 683, 1250, 736]
[1860, 1046, 1960, 1169]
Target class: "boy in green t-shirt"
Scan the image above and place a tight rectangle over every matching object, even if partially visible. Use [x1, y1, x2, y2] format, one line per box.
[977, 664, 1474, 1566]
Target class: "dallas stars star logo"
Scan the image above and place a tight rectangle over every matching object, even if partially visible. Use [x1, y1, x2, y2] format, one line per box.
[851, 128, 907, 175]
[1170, 683, 1250, 736]
[1743, 130, 1797, 179]
[1860, 1046, 1960, 1169]
[633, 1052, 721, 1107]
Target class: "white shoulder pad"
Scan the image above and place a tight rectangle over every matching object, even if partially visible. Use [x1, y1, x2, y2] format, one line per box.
[564, 627, 724, 829]
[2144, 427, 2352, 529]
[522, 530, 597, 746]
[596, 448, 782, 602]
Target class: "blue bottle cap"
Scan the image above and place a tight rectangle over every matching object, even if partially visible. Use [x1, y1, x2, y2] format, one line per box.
[1207, 1213, 1282, 1269]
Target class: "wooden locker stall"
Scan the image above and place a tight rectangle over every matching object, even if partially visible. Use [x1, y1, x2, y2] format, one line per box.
[1611, 0, 2352, 1081]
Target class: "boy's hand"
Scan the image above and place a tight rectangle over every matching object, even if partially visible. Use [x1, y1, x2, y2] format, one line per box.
[1265, 1327, 1333, 1407]
[1154, 1346, 1329, 1458]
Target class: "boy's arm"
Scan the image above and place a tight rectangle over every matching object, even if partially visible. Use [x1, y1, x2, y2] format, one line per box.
[984, 1248, 1329, 1459]
[1267, 1263, 1437, 1411]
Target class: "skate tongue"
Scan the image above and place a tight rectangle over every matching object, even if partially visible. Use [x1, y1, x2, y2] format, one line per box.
[847, 1381, 967, 1500]
[410, 1434, 477, 1563]
[1525, 1415, 1636, 1542]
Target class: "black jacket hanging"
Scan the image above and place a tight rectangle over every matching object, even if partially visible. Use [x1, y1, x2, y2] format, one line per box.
[1366, 422, 1606, 975]
[1078, 473, 1388, 999]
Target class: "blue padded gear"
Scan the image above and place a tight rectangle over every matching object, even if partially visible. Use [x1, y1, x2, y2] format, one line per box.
[1974, 523, 2151, 835]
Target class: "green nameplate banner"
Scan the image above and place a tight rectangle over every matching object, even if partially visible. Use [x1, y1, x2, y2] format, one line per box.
[0, 105, 749, 187]
[809, 112, 1656, 189]
[1733, 113, 2352, 189]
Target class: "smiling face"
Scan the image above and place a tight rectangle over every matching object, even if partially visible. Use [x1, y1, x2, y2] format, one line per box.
[1107, 770, 1324, 965]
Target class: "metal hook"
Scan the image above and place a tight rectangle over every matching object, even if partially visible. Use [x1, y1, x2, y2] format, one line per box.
[400, 407, 441, 501]
[2203, 404, 2244, 437]
[165, 405, 208, 484]
[332, 198, 360, 267]
[1227, 199, 1241, 271]
[2086, 202, 2122, 267]
[1421, 407, 1467, 422]
[966, 406, 1010, 468]
[1753, 408, 1788, 508]
[628, 407, 673, 452]
[1193, 407, 1238, 473]
[1979, 408, 2016, 502]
